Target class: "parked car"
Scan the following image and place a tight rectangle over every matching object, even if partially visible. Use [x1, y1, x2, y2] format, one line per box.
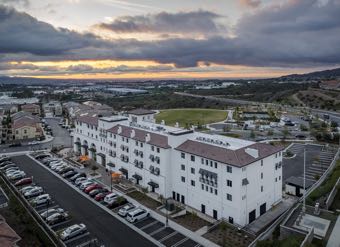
[60, 224, 87, 241]
[24, 187, 43, 198]
[84, 184, 103, 193]
[34, 153, 51, 160]
[89, 188, 109, 198]
[28, 141, 39, 145]
[79, 181, 95, 190]
[5, 166, 19, 173]
[107, 196, 128, 209]
[0, 156, 10, 163]
[40, 208, 64, 219]
[58, 167, 74, 174]
[103, 193, 118, 204]
[46, 212, 69, 225]
[20, 185, 36, 194]
[62, 170, 77, 178]
[74, 177, 87, 186]
[9, 172, 27, 181]
[126, 208, 149, 223]
[9, 143, 22, 147]
[0, 164, 17, 171]
[31, 194, 51, 206]
[94, 191, 111, 202]
[0, 161, 13, 167]
[51, 164, 66, 171]
[7, 171, 25, 179]
[118, 203, 136, 217]
[15, 177, 33, 186]
[70, 173, 86, 182]
[5, 169, 21, 176]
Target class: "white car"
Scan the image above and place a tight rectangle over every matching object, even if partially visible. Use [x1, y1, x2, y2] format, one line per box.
[5, 166, 19, 173]
[20, 185, 36, 194]
[9, 172, 26, 181]
[126, 208, 149, 223]
[74, 177, 87, 185]
[118, 203, 136, 217]
[40, 208, 64, 219]
[51, 164, 66, 171]
[28, 141, 39, 145]
[46, 212, 69, 225]
[50, 162, 65, 170]
[5, 169, 22, 176]
[31, 194, 51, 206]
[48, 160, 63, 168]
[103, 193, 118, 204]
[60, 224, 87, 241]
[24, 187, 43, 198]
[7, 171, 26, 179]
[79, 181, 95, 190]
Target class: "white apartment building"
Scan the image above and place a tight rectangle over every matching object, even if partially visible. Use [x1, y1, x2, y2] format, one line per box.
[73, 110, 283, 226]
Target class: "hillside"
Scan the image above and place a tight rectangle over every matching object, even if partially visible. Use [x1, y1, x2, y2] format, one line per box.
[279, 67, 340, 80]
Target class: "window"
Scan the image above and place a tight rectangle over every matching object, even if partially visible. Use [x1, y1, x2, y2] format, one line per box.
[275, 177, 277, 182]
[210, 161, 213, 167]
[191, 155, 195, 162]
[151, 146, 154, 151]
[227, 180, 232, 187]
[191, 180, 195, 186]
[140, 143, 143, 147]
[181, 176, 185, 182]
[275, 153, 278, 158]
[279, 176, 281, 180]
[206, 160, 208, 165]
[136, 141, 138, 146]
[242, 195, 246, 200]
[157, 147, 160, 153]
[261, 160, 263, 166]
[227, 166, 232, 173]
[227, 194, 232, 201]
[181, 164, 185, 171]
[201, 158, 204, 164]
[261, 186, 263, 192]
[201, 184, 204, 190]
[191, 168, 195, 174]
[214, 162, 218, 169]
[214, 189, 217, 195]
[242, 167, 247, 171]
[205, 185, 208, 191]
[261, 172, 263, 179]
[181, 153, 185, 159]
[210, 187, 213, 193]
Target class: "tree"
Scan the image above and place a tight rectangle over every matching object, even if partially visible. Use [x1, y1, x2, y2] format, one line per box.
[267, 129, 274, 136]
[91, 165, 99, 174]
[300, 124, 308, 131]
[250, 130, 256, 139]
[282, 127, 290, 139]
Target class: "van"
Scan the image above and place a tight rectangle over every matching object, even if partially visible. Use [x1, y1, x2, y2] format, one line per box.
[126, 208, 149, 223]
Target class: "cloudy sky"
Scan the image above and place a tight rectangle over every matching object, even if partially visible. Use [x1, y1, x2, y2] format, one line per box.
[0, 0, 339, 79]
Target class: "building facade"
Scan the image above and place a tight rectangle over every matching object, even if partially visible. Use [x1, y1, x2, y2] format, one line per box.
[73, 111, 283, 226]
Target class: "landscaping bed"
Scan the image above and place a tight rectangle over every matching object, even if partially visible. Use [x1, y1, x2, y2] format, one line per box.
[127, 190, 162, 209]
[203, 222, 255, 247]
[172, 212, 210, 231]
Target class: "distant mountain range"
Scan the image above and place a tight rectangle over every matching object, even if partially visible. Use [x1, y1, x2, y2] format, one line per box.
[279, 67, 340, 80]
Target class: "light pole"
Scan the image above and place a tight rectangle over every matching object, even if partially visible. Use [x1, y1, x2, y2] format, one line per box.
[303, 147, 306, 213]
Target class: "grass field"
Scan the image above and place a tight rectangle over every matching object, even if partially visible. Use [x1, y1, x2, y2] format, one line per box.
[156, 108, 227, 127]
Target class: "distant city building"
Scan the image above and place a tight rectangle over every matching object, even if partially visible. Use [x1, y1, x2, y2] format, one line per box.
[21, 103, 40, 115]
[43, 101, 62, 117]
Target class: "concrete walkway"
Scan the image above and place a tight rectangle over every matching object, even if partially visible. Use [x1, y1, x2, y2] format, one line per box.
[244, 196, 297, 234]
[327, 216, 340, 247]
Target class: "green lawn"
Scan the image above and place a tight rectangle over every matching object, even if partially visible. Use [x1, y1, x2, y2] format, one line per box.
[156, 108, 227, 127]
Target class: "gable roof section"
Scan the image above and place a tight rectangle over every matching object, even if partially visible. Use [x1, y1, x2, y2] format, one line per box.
[107, 124, 170, 149]
[175, 140, 284, 167]
[77, 116, 99, 126]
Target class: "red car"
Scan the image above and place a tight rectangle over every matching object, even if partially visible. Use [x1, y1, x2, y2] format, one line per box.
[84, 184, 103, 194]
[95, 191, 111, 201]
[15, 177, 32, 187]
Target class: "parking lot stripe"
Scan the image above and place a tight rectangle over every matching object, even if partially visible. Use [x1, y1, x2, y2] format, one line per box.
[159, 231, 178, 242]
[140, 220, 159, 230]
[150, 226, 166, 236]
[171, 237, 188, 247]
[50, 220, 72, 229]
[37, 204, 58, 213]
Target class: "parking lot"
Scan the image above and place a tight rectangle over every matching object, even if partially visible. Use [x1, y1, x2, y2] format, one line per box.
[9, 154, 202, 247]
[283, 143, 336, 184]
[9, 155, 155, 247]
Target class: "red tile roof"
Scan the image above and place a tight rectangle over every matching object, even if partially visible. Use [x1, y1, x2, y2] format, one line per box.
[77, 116, 99, 126]
[176, 140, 284, 167]
[12, 116, 40, 130]
[107, 124, 170, 149]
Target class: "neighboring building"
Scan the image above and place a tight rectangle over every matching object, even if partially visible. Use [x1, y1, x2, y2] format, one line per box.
[285, 176, 314, 197]
[11, 112, 43, 140]
[0, 104, 18, 114]
[0, 215, 21, 247]
[21, 104, 40, 115]
[43, 101, 62, 117]
[73, 110, 283, 226]
[126, 109, 156, 123]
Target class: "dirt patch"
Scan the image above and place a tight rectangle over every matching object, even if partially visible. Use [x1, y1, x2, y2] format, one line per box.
[172, 212, 210, 231]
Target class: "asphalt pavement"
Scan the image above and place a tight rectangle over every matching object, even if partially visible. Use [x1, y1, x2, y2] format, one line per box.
[11, 155, 155, 247]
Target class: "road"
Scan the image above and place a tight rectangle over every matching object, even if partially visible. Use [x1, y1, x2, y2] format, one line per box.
[11, 155, 155, 247]
[0, 117, 72, 154]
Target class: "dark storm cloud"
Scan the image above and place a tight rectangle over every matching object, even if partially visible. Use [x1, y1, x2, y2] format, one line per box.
[1, 0, 340, 71]
[0, 5, 106, 56]
[96, 10, 224, 35]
